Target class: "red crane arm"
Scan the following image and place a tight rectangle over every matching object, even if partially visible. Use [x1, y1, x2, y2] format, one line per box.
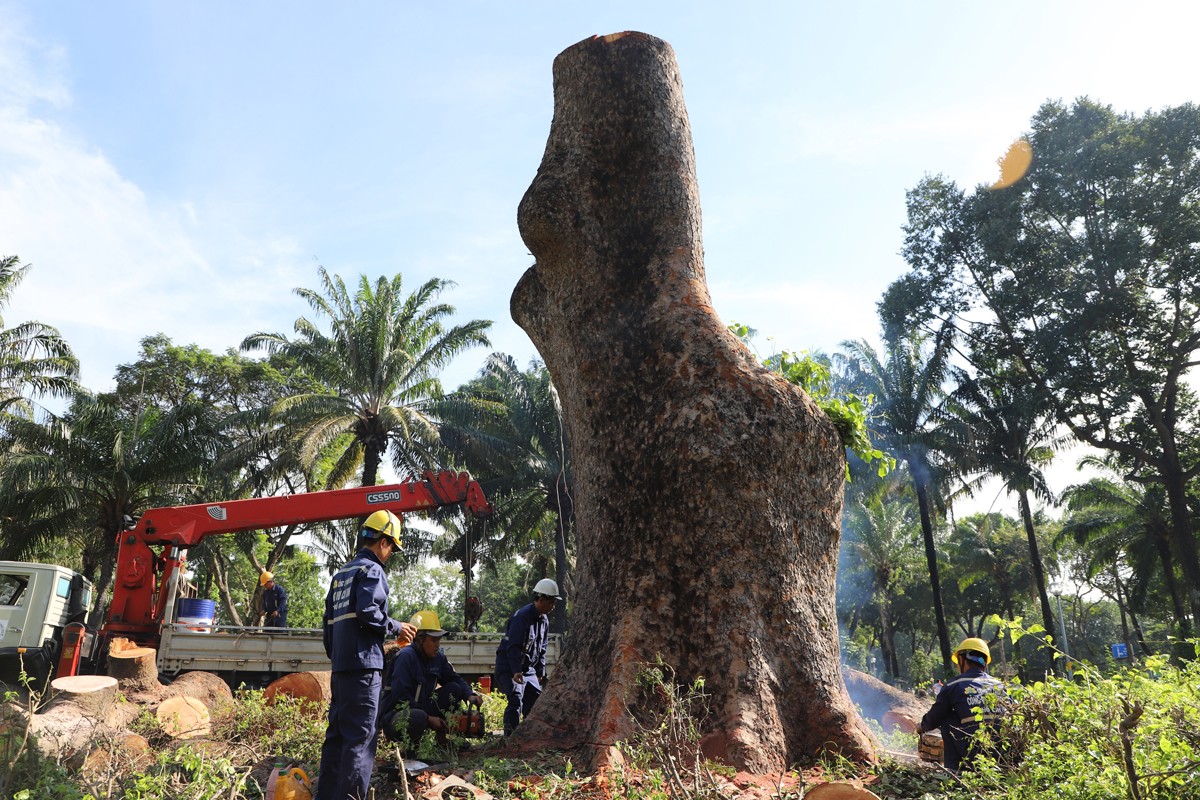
[132, 469, 493, 546]
[105, 470, 492, 640]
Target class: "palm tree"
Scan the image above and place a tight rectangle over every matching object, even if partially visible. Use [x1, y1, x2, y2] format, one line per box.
[844, 484, 921, 679]
[0, 256, 78, 419]
[242, 267, 491, 488]
[0, 393, 217, 625]
[1060, 473, 1187, 645]
[837, 323, 957, 674]
[944, 366, 1066, 652]
[435, 354, 573, 631]
[948, 513, 1036, 676]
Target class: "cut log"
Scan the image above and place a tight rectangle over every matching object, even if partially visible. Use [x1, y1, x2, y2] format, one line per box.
[164, 671, 233, 712]
[918, 731, 944, 763]
[264, 671, 332, 708]
[108, 646, 160, 692]
[156, 696, 211, 739]
[510, 31, 874, 771]
[26, 676, 138, 760]
[49, 675, 119, 719]
[842, 668, 928, 730]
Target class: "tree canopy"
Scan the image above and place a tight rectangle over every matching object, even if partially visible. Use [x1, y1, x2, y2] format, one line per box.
[891, 98, 1200, 631]
[242, 266, 491, 488]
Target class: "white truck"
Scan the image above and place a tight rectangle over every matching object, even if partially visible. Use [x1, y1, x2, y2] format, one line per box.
[0, 561, 92, 688]
[0, 472, 558, 690]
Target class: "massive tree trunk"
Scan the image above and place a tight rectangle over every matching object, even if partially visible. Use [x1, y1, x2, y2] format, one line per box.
[510, 31, 874, 772]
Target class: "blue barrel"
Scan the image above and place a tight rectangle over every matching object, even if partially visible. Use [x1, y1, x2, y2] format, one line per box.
[177, 598, 216, 625]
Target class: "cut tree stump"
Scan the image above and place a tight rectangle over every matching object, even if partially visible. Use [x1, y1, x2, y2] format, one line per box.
[156, 696, 211, 739]
[510, 31, 874, 771]
[264, 671, 331, 708]
[164, 671, 233, 712]
[28, 676, 138, 760]
[49, 675, 119, 719]
[108, 647, 160, 692]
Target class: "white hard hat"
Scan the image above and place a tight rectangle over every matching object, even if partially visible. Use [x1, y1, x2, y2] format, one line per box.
[533, 578, 562, 599]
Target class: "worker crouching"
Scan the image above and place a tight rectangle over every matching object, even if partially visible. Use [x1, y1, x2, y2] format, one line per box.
[916, 637, 1008, 773]
[380, 609, 483, 748]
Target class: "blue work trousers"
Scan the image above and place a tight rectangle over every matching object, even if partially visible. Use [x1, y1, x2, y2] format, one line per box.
[316, 669, 382, 800]
[494, 671, 541, 736]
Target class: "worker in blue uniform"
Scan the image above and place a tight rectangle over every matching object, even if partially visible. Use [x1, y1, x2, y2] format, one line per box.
[260, 571, 288, 627]
[316, 510, 414, 800]
[916, 637, 1008, 772]
[379, 609, 483, 748]
[494, 578, 560, 736]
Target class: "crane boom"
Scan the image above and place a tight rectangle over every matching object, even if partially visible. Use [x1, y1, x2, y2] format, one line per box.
[104, 470, 492, 644]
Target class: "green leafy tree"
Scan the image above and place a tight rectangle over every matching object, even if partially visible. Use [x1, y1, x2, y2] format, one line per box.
[242, 266, 491, 488]
[892, 98, 1200, 631]
[0, 393, 217, 624]
[309, 516, 438, 577]
[0, 256, 78, 419]
[944, 365, 1065, 649]
[947, 513, 1042, 676]
[434, 353, 573, 631]
[105, 335, 328, 625]
[1060, 472, 1185, 653]
[837, 325, 958, 673]
[843, 483, 922, 678]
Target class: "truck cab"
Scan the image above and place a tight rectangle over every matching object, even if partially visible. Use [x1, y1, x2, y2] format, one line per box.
[0, 561, 92, 689]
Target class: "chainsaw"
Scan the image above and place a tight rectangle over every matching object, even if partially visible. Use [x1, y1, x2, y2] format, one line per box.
[452, 707, 486, 738]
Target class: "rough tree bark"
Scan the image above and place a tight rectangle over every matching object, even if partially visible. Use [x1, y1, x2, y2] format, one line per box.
[510, 31, 875, 772]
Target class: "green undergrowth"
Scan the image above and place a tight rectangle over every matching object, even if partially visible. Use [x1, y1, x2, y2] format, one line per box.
[3, 648, 1199, 799]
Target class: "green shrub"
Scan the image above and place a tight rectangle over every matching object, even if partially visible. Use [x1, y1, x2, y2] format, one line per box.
[209, 689, 325, 767]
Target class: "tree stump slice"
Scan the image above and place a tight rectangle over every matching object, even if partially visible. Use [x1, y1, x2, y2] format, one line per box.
[156, 696, 211, 739]
[49, 675, 119, 719]
[164, 671, 233, 712]
[264, 671, 332, 708]
[511, 31, 874, 772]
[108, 647, 160, 692]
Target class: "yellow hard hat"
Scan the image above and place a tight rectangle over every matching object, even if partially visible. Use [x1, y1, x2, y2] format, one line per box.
[409, 609, 447, 637]
[362, 510, 403, 547]
[259, 571, 274, 587]
[955, 637, 992, 666]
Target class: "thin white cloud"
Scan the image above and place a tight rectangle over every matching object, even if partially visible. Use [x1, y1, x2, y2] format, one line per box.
[0, 5, 69, 110]
[0, 16, 316, 391]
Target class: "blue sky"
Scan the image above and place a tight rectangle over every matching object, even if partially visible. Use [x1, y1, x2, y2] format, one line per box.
[3, 2, 1199, 504]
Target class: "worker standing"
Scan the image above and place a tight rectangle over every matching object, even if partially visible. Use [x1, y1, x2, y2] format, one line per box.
[494, 578, 560, 736]
[316, 510, 414, 800]
[379, 609, 483, 748]
[259, 571, 288, 628]
[916, 638, 1007, 773]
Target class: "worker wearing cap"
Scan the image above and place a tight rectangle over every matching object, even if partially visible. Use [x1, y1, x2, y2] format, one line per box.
[494, 578, 560, 736]
[916, 637, 1008, 773]
[316, 510, 414, 800]
[379, 609, 482, 748]
[259, 571, 288, 628]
